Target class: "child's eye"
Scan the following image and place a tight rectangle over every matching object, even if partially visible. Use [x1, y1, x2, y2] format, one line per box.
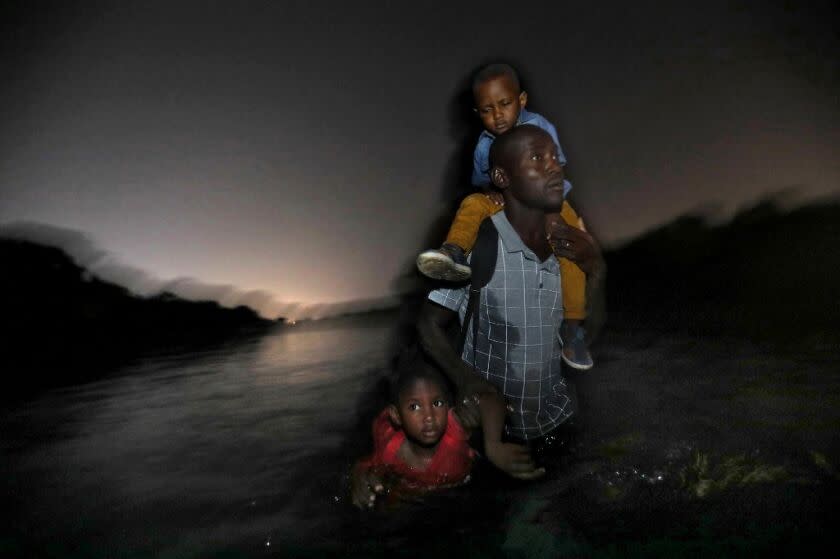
[408, 403, 420, 411]
[433, 399, 446, 407]
[501, 99, 511, 106]
[531, 153, 542, 161]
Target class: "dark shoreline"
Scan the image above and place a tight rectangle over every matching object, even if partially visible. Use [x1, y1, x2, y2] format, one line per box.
[4, 196, 838, 401]
[0, 238, 277, 400]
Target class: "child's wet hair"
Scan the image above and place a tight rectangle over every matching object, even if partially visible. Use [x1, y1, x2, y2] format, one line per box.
[390, 355, 453, 405]
[472, 63, 521, 94]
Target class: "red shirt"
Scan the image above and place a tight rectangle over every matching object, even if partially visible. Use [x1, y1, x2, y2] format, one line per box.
[359, 408, 475, 493]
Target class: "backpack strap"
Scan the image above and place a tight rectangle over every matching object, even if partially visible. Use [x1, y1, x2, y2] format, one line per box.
[457, 217, 499, 354]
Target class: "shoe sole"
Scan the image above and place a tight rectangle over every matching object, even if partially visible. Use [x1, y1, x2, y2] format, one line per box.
[416, 251, 472, 282]
[561, 352, 594, 371]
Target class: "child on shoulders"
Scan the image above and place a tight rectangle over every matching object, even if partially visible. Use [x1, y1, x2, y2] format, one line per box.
[416, 63, 594, 370]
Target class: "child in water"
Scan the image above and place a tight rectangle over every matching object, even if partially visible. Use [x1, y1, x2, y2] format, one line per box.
[351, 361, 541, 509]
[416, 63, 593, 370]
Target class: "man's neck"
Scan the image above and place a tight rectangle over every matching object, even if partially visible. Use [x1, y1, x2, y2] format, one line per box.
[503, 204, 553, 261]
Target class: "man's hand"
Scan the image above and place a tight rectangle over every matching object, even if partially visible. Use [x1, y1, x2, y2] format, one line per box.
[546, 217, 603, 276]
[485, 441, 546, 480]
[350, 466, 386, 510]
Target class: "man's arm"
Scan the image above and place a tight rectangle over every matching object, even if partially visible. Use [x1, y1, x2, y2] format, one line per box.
[475, 390, 545, 480]
[417, 299, 491, 397]
[418, 300, 544, 480]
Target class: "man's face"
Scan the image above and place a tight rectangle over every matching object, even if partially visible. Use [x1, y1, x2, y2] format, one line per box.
[503, 129, 566, 212]
[474, 75, 527, 136]
[392, 379, 449, 448]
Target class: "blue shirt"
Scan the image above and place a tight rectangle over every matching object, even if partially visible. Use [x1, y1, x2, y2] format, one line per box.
[471, 109, 572, 198]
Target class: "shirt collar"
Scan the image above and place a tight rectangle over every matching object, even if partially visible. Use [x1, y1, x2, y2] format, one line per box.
[491, 212, 558, 271]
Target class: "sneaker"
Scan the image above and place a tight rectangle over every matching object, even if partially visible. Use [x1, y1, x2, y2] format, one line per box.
[559, 321, 594, 370]
[416, 243, 471, 282]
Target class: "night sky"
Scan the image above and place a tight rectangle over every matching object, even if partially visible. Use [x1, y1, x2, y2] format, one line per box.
[1, 1, 837, 318]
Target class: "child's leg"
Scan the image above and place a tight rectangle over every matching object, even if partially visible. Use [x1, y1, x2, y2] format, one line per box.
[546, 205, 588, 320]
[560, 257, 587, 322]
[444, 193, 502, 252]
[549, 203, 594, 370]
[417, 193, 501, 281]
[558, 257, 594, 370]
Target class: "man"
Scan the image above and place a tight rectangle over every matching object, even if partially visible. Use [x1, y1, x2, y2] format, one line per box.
[418, 125, 603, 479]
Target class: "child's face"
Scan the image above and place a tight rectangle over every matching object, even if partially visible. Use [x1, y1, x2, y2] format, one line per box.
[474, 75, 528, 136]
[391, 379, 450, 448]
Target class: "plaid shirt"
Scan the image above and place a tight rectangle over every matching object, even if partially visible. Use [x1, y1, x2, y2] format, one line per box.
[428, 212, 574, 440]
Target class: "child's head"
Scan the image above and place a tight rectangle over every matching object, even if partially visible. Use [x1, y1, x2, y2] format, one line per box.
[388, 363, 452, 449]
[472, 63, 528, 137]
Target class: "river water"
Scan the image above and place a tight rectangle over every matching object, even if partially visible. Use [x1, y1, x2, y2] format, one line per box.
[2, 313, 838, 557]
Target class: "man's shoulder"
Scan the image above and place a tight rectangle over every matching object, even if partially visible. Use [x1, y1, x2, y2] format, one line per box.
[488, 211, 521, 252]
[489, 211, 507, 226]
[487, 212, 508, 240]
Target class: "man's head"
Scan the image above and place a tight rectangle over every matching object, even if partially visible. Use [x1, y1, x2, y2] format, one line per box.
[472, 63, 528, 137]
[388, 364, 452, 448]
[488, 125, 566, 213]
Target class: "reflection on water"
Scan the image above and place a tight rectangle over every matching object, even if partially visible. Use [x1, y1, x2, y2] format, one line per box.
[1, 318, 391, 557]
[1, 315, 839, 557]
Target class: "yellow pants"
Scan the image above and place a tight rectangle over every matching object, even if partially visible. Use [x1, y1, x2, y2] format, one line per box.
[444, 193, 587, 320]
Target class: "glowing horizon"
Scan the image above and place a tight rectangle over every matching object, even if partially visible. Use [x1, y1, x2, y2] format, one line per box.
[2, 2, 837, 313]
